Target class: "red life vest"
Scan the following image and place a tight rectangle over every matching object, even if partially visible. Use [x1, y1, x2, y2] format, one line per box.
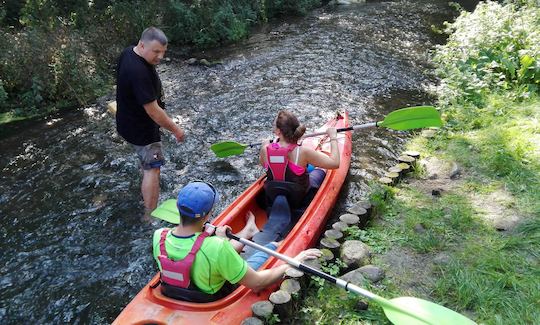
[266, 142, 297, 181]
[158, 229, 209, 288]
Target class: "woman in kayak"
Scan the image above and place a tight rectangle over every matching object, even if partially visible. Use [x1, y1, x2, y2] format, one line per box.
[245, 110, 340, 254]
[259, 110, 340, 197]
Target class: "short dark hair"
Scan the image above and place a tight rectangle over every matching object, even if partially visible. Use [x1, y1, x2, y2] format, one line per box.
[140, 27, 168, 45]
[180, 213, 207, 226]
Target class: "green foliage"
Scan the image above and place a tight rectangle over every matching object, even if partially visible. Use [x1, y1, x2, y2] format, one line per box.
[296, 282, 389, 324]
[19, 77, 43, 114]
[0, 79, 7, 108]
[266, 0, 322, 16]
[0, 0, 324, 119]
[433, 1, 540, 106]
[368, 182, 396, 217]
[267, 313, 280, 325]
[163, 0, 321, 48]
[0, 26, 110, 116]
[164, 1, 257, 48]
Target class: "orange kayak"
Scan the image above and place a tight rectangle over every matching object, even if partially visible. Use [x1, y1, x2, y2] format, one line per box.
[113, 112, 352, 325]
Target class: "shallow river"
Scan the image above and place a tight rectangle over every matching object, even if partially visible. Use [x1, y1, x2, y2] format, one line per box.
[0, 1, 462, 323]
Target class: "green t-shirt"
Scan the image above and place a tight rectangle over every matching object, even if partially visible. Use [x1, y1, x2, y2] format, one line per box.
[152, 228, 248, 294]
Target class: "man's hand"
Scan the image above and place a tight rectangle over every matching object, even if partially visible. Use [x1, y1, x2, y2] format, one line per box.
[215, 225, 232, 238]
[293, 248, 322, 263]
[174, 127, 185, 142]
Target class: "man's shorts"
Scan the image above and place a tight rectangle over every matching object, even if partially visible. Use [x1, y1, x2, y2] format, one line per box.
[132, 142, 165, 170]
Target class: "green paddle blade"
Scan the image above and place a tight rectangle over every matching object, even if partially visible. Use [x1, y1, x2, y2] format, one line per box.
[151, 199, 181, 224]
[210, 141, 249, 158]
[374, 296, 476, 325]
[379, 106, 442, 131]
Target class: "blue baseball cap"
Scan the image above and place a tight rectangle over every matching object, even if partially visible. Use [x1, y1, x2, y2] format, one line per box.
[176, 181, 219, 219]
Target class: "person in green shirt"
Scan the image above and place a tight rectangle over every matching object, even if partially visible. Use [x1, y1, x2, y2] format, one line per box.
[152, 181, 320, 301]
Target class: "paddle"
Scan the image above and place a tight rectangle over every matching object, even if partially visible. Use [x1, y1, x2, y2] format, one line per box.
[151, 201, 475, 325]
[210, 105, 442, 158]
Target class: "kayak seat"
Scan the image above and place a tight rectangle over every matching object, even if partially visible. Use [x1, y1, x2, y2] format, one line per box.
[243, 181, 304, 258]
[160, 281, 236, 303]
[264, 180, 306, 209]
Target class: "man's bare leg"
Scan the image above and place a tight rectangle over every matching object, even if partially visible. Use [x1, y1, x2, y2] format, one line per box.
[142, 168, 160, 221]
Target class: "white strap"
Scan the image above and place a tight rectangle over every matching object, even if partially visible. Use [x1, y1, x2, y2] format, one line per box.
[294, 146, 300, 165]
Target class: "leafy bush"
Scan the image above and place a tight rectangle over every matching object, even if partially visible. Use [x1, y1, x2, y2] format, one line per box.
[164, 0, 258, 48]
[433, 1, 540, 106]
[0, 0, 324, 118]
[164, 0, 321, 48]
[266, 0, 321, 17]
[0, 79, 7, 108]
[0, 27, 109, 115]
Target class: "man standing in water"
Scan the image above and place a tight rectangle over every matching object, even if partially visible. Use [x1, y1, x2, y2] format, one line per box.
[116, 27, 185, 219]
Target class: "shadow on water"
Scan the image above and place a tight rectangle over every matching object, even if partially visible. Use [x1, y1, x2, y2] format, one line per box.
[0, 1, 459, 323]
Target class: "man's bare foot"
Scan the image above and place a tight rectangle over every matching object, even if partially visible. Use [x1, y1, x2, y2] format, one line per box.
[142, 208, 154, 224]
[244, 211, 260, 238]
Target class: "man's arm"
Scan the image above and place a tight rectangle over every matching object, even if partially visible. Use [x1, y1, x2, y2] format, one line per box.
[238, 248, 321, 292]
[143, 100, 185, 142]
[238, 264, 289, 293]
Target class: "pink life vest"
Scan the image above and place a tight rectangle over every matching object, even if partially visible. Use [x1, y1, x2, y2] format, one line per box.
[158, 229, 209, 288]
[266, 142, 297, 181]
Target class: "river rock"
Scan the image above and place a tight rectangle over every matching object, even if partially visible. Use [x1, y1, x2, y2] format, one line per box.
[340, 240, 371, 268]
[449, 162, 461, 179]
[357, 265, 385, 283]
[241, 317, 264, 325]
[356, 301, 369, 311]
[339, 269, 368, 286]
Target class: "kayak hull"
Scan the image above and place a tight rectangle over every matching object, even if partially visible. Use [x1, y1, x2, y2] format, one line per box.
[113, 112, 352, 325]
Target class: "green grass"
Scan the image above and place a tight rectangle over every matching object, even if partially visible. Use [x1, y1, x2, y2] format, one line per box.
[433, 217, 540, 324]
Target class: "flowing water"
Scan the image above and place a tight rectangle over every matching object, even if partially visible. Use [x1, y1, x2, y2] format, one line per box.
[0, 1, 462, 323]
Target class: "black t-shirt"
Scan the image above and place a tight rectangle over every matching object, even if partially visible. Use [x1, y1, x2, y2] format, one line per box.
[115, 47, 165, 145]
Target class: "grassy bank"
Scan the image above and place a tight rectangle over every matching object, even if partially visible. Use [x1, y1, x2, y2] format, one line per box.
[292, 65, 540, 325]
[294, 1, 539, 324]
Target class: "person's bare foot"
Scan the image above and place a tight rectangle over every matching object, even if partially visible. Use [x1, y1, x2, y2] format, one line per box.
[244, 211, 260, 238]
[142, 208, 155, 224]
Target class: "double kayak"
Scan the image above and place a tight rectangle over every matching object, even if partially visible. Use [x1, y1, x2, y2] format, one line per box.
[113, 112, 352, 325]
